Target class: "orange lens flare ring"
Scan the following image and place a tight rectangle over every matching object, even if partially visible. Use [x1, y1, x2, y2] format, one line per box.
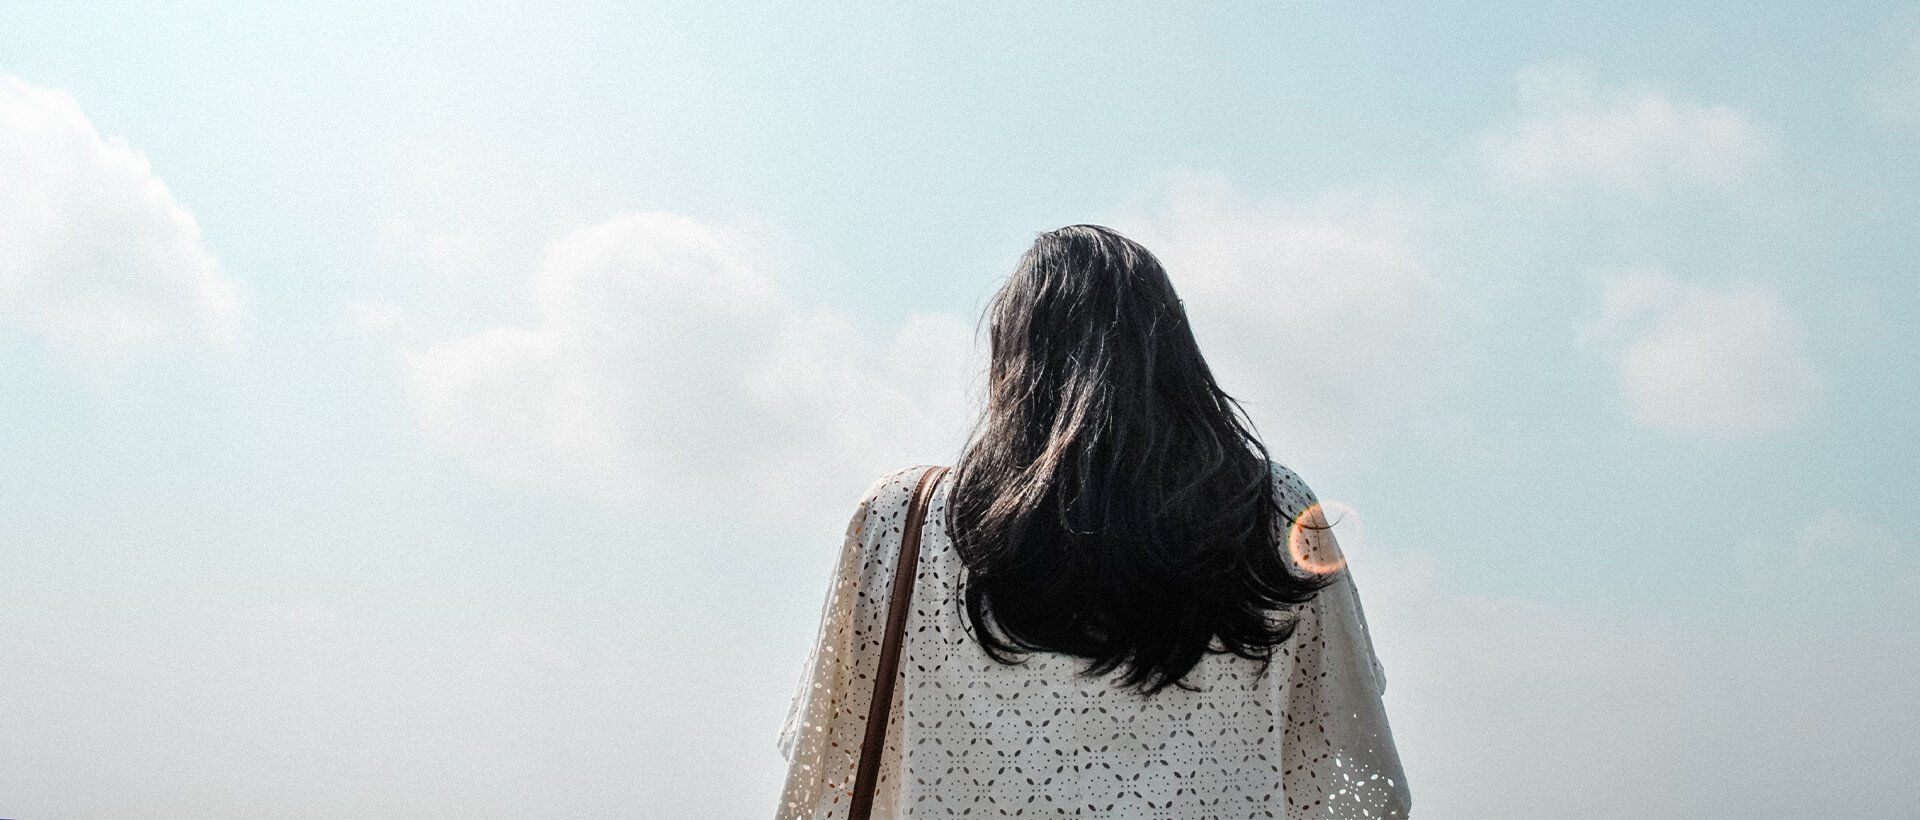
[1287, 500, 1353, 575]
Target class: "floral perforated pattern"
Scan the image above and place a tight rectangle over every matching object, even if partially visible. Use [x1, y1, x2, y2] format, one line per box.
[778, 462, 1409, 818]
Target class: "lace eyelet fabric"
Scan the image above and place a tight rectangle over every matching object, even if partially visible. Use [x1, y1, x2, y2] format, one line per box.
[777, 461, 1409, 818]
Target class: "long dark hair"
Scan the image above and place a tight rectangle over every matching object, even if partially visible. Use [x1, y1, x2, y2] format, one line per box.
[946, 224, 1339, 697]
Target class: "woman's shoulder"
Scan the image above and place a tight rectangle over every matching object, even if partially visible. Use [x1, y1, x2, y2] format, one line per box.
[843, 465, 948, 570]
[855, 463, 947, 512]
[1262, 457, 1351, 578]
[1263, 457, 1321, 512]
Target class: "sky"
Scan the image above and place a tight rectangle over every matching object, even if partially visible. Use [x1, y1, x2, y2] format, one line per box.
[2, 2, 1918, 817]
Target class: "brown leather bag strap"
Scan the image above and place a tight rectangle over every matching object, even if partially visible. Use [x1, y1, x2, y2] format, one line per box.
[848, 465, 949, 819]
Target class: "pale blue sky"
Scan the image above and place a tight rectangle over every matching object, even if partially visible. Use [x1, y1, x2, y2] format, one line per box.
[3, 3, 1917, 817]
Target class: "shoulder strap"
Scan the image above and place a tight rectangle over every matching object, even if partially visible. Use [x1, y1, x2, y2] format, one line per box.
[848, 465, 949, 819]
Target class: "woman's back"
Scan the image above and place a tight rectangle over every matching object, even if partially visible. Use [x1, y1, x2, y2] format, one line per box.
[777, 461, 1409, 818]
[779, 225, 1409, 817]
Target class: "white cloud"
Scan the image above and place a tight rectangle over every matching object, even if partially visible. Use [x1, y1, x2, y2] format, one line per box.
[399, 175, 1465, 523]
[1474, 63, 1779, 200]
[1579, 268, 1823, 439]
[1115, 170, 1459, 460]
[402, 211, 978, 518]
[0, 75, 242, 367]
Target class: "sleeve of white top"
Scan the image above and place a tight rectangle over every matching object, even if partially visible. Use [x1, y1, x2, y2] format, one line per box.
[1290, 567, 1410, 812]
[776, 492, 872, 761]
[1279, 467, 1388, 695]
[1276, 472, 1411, 817]
[1346, 560, 1388, 696]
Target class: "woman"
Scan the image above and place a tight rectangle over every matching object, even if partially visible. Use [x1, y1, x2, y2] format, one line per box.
[777, 225, 1410, 818]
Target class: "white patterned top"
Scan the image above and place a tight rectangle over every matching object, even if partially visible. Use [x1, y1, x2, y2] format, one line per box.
[777, 461, 1410, 818]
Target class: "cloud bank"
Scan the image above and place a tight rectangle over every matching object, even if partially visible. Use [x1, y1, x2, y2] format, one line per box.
[403, 212, 978, 519]
[1362, 516, 1919, 818]
[402, 174, 1471, 515]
